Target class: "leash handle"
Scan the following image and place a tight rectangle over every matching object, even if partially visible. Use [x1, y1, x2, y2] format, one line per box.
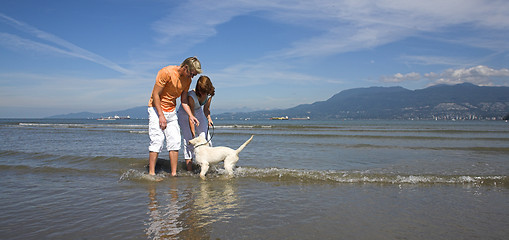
[207, 122, 214, 142]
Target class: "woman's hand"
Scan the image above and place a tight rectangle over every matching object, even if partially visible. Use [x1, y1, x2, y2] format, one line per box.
[190, 115, 200, 126]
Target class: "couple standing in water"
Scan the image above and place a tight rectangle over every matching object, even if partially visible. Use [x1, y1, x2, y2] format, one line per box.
[147, 57, 215, 176]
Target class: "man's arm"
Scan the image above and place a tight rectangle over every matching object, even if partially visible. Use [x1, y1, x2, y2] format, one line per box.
[151, 84, 167, 130]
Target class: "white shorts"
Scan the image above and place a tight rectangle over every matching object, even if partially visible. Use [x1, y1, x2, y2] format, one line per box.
[148, 107, 181, 152]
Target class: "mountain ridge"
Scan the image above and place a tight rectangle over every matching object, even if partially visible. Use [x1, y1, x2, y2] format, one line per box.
[217, 83, 509, 120]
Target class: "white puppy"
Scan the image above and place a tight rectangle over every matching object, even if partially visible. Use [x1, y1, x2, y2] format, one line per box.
[188, 135, 254, 178]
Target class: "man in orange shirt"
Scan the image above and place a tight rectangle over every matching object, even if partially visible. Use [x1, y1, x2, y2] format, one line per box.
[148, 57, 202, 176]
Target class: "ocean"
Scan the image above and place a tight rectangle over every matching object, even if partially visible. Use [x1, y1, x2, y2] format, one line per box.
[1, 118, 508, 239]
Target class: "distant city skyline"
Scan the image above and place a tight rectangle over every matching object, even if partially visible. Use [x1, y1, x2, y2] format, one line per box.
[1, 0, 509, 118]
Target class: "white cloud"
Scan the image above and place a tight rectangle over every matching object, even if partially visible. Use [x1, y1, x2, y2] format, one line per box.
[381, 65, 509, 86]
[381, 72, 421, 83]
[425, 65, 509, 86]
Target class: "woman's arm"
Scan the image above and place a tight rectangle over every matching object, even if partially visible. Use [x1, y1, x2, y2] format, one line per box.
[203, 97, 213, 126]
[181, 90, 199, 127]
[187, 96, 197, 137]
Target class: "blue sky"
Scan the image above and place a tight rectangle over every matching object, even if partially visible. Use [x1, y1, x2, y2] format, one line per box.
[1, 0, 508, 118]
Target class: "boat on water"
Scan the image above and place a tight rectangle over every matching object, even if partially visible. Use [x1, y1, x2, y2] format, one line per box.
[291, 117, 310, 120]
[271, 116, 289, 120]
[97, 115, 131, 120]
[97, 117, 116, 121]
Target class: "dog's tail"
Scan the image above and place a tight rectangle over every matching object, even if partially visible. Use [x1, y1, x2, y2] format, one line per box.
[236, 135, 254, 154]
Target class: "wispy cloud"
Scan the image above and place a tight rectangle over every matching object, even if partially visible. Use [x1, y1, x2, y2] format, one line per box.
[273, 0, 509, 59]
[152, 0, 509, 59]
[211, 61, 340, 88]
[150, 1, 260, 56]
[0, 13, 132, 75]
[149, 0, 509, 92]
[400, 55, 474, 67]
[0, 71, 150, 110]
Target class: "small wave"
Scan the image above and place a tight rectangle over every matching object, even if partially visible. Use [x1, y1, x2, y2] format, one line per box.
[18, 122, 147, 129]
[118, 169, 166, 182]
[19, 123, 85, 128]
[130, 130, 148, 134]
[233, 167, 508, 187]
[0, 150, 143, 174]
[116, 166, 508, 187]
[215, 124, 272, 129]
[215, 131, 509, 142]
[0, 163, 110, 177]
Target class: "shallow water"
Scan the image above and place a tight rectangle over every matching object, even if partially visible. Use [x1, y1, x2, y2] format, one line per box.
[1, 119, 508, 239]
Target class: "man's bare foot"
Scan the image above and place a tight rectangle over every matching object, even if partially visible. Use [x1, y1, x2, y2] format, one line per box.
[144, 173, 163, 182]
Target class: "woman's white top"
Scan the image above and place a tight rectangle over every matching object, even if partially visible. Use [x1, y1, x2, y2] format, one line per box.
[188, 90, 209, 110]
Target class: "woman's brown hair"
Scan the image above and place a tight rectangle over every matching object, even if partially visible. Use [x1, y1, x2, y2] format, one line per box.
[195, 75, 215, 97]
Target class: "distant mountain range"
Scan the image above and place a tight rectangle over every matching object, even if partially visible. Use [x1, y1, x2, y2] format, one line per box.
[47, 106, 149, 119]
[48, 83, 509, 120]
[216, 83, 509, 120]
[47, 106, 260, 119]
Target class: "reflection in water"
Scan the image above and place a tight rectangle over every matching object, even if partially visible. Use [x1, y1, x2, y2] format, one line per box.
[146, 182, 183, 239]
[145, 178, 239, 239]
[192, 179, 239, 229]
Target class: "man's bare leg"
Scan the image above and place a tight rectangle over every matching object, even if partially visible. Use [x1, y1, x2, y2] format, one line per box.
[169, 150, 178, 176]
[148, 151, 159, 175]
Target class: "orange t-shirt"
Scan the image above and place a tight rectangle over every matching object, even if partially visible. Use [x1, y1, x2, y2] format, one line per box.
[148, 65, 192, 112]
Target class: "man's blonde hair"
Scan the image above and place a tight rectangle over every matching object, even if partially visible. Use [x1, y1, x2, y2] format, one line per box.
[181, 56, 203, 74]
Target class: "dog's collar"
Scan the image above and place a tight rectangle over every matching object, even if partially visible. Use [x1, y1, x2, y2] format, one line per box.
[191, 124, 214, 149]
[193, 142, 209, 148]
